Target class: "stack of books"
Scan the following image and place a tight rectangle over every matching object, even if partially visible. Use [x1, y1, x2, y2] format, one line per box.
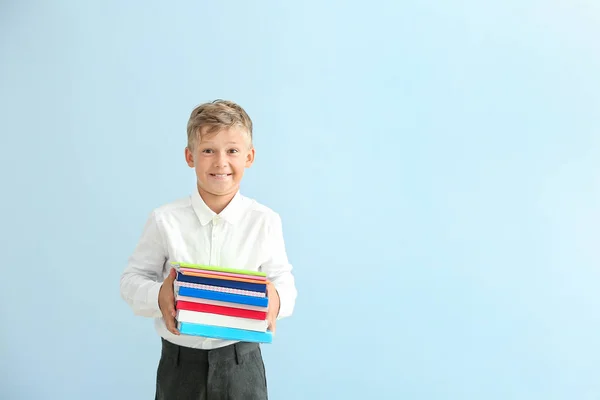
[172, 262, 272, 343]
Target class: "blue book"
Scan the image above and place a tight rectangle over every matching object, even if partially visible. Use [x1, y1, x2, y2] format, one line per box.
[178, 322, 273, 343]
[177, 272, 267, 293]
[178, 286, 269, 307]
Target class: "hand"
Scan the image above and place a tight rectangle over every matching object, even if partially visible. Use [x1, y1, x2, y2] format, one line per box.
[158, 268, 179, 335]
[266, 282, 280, 334]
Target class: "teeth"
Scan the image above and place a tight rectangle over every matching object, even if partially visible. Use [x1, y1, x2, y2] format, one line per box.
[213, 174, 227, 177]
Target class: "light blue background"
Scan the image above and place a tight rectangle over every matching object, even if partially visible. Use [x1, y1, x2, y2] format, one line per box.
[1, 1, 599, 399]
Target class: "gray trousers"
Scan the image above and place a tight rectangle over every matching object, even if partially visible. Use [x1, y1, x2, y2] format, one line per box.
[155, 338, 268, 400]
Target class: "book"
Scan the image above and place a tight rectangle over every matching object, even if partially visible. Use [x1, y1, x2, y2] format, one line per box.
[177, 272, 267, 293]
[176, 309, 268, 332]
[180, 269, 267, 284]
[178, 286, 269, 308]
[172, 262, 267, 277]
[175, 294, 268, 312]
[179, 267, 267, 282]
[176, 299, 267, 320]
[177, 281, 265, 297]
[178, 322, 273, 343]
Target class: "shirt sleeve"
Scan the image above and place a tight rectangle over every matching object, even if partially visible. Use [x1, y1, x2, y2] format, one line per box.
[119, 210, 168, 318]
[261, 212, 298, 320]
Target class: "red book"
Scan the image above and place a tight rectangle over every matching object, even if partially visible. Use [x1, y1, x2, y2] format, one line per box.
[176, 300, 267, 320]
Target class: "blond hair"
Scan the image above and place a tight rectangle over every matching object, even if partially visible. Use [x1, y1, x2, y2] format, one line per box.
[186, 99, 253, 150]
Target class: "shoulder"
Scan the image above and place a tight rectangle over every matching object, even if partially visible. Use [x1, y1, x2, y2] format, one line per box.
[151, 195, 194, 220]
[240, 194, 282, 226]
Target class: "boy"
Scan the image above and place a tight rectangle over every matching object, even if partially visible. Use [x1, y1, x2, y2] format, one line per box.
[120, 100, 297, 400]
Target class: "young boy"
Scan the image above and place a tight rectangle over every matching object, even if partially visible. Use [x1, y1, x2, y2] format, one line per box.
[120, 100, 297, 400]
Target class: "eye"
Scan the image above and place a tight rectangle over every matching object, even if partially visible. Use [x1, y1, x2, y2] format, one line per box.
[228, 148, 239, 154]
[202, 148, 214, 154]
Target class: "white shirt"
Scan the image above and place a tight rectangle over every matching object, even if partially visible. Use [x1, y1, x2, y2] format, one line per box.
[120, 189, 297, 349]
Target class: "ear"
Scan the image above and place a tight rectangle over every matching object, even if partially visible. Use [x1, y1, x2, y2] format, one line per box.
[245, 147, 255, 168]
[185, 147, 194, 167]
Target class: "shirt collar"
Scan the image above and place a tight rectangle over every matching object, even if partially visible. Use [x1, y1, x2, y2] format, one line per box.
[191, 189, 246, 226]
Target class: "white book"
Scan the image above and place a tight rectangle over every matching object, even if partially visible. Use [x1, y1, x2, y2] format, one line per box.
[176, 294, 268, 312]
[176, 310, 269, 332]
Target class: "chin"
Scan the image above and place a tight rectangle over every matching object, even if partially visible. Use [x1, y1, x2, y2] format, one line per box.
[200, 183, 237, 195]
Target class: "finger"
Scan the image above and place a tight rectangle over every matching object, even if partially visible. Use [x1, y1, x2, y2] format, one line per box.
[167, 323, 180, 335]
[167, 290, 177, 316]
[161, 301, 180, 335]
[164, 315, 180, 335]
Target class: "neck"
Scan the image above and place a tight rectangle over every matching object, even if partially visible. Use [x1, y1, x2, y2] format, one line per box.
[197, 185, 237, 214]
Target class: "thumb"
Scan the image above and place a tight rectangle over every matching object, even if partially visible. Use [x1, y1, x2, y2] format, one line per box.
[166, 268, 177, 282]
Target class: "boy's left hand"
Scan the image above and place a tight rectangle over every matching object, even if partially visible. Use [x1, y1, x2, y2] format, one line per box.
[266, 282, 280, 334]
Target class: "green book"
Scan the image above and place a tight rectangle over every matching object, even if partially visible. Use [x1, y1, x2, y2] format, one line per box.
[171, 261, 267, 277]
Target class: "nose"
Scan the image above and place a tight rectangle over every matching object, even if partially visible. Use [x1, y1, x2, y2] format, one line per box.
[213, 151, 228, 168]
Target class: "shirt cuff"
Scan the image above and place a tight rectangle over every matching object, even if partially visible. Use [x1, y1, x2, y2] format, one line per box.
[147, 282, 163, 319]
[272, 283, 296, 320]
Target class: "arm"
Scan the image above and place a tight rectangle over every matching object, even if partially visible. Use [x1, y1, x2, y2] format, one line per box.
[120, 210, 167, 318]
[261, 212, 297, 320]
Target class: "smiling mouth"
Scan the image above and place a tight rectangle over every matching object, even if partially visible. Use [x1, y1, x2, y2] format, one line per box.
[210, 173, 232, 178]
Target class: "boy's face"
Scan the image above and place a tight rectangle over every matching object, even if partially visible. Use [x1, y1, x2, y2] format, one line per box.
[185, 126, 255, 200]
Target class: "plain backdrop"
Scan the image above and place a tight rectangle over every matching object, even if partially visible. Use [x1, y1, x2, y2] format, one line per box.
[1, 1, 599, 399]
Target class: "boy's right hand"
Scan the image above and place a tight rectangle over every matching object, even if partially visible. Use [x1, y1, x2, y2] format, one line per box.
[158, 268, 180, 335]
